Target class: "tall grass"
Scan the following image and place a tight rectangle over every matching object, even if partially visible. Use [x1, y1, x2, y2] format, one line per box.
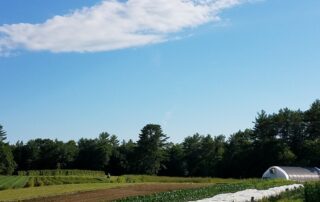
[0, 176, 29, 190]
[17, 169, 106, 177]
[304, 181, 320, 202]
[0, 175, 113, 190]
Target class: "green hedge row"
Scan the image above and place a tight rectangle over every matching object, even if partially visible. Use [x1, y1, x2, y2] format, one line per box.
[17, 169, 106, 177]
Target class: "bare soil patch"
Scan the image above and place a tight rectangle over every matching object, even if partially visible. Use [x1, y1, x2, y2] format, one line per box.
[23, 183, 209, 202]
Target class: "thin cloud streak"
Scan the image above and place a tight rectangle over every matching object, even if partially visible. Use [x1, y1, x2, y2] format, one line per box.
[0, 0, 247, 55]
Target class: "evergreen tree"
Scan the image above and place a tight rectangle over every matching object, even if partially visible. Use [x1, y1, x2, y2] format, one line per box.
[305, 100, 320, 140]
[135, 124, 169, 175]
[0, 124, 16, 175]
[0, 144, 16, 175]
[0, 124, 6, 143]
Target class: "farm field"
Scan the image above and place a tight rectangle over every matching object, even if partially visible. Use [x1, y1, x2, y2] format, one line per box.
[22, 183, 208, 202]
[0, 175, 114, 190]
[0, 176, 29, 190]
[116, 179, 294, 202]
[0, 177, 295, 202]
[0, 173, 241, 191]
[0, 183, 131, 201]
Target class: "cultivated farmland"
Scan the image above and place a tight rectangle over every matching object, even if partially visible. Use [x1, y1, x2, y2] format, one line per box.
[0, 174, 298, 202]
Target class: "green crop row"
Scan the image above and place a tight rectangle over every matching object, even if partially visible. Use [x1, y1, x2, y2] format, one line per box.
[0, 176, 29, 190]
[116, 179, 294, 202]
[0, 175, 114, 191]
[17, 169, 106, 177]
[1, 175, 152, 191]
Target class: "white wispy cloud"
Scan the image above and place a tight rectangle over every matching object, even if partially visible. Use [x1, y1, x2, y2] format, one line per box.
[0, 0, 248, 55]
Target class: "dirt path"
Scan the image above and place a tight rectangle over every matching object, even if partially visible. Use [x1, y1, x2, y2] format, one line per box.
[23, 183, 209, 202]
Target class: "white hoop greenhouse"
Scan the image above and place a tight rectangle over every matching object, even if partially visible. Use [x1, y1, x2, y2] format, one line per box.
[262, 166, 320, 182]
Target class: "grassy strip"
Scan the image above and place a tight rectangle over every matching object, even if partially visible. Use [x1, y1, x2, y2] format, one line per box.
[18, 169, 105, 177]
[304, 181, 320, 202]
[0, 176, 116, 190]
[116, 180, 294, 202]
[0, 183, 132, 201]
[11, 176, 28, 189]
[0, 176, 22, 190]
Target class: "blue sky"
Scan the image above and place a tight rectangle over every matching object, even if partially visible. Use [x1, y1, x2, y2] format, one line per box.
[0, 0, 319, 144]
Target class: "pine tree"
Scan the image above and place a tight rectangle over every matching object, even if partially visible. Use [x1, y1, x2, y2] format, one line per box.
[0, 124, 6, 143]
[135, 124, 169, 175]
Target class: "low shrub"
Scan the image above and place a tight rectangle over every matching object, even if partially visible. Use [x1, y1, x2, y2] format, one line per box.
[24, 177, 34, 188]
[116, 176, 126, 183]
[34, 177, 44, 186]
[305, 181, 320, 202]
[17, 171, 27, 176]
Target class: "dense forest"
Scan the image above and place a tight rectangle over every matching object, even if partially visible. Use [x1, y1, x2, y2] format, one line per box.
[1, 100, 319, 178]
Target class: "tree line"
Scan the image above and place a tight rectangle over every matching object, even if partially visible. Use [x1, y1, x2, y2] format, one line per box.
[1, 100, 319, 177]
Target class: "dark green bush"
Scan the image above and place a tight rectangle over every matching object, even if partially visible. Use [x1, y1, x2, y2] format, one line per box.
[305, 182, 320, 202]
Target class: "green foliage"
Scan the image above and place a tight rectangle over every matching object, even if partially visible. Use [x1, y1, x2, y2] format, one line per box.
[5, 99, 320, 178]
[304, 181, 320, 202]
[159, 143, 186, 176]
[76, 133, 115, 171]
[0, 124, 16, 175]
[0, 175, 113, 191]
[135, 124, 169, 175]
[305, 100, 320, 140]
[182, 134, 226, 177]
[0, 144, 16, 175]
[261, 181, 320, 202]
[17, 169, 105, 177]
[25, 177, 35, 187]
[116, 179, 293, 202]
[0, 124, 6, 143]
[0, 176, 28, 190]
[222, 129, 254, 178]
[107, 139, 137, 175]
[12, 139, 79, 171]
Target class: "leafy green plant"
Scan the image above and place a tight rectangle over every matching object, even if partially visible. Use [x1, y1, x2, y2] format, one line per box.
[25, 177, 34, 188]
[305, 182, 320, 202]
